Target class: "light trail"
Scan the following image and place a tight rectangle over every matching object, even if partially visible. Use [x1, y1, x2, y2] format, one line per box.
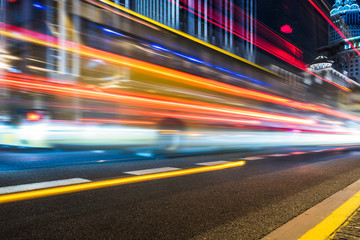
[78, 119, 156, 125]
[1, 75, 318, 126]
[176, 0, 303, 60]
[168, 0, 306, 69]
[0, 24, 355, 121]
[95, 0, 277, 76]
[96, 0, 350, 92]
[167, 0, 349, 91]
[221, 0, 304, 58]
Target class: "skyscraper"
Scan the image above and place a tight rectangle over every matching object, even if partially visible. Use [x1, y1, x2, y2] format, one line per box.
[115, 0, 257, 62]
[329, 0, 360, 81]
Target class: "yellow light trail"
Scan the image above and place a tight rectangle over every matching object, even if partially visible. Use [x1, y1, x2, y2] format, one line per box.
[1, 76, 318, 125]
[97, 0, 350, 92]
[0, 25, 356, 121]
[0, 161, 246, 204]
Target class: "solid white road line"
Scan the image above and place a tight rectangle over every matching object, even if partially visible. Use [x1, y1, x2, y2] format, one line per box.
[0, 178, 91, 195]
[124, 167, 181, 175]
[196, 160, 230, 166]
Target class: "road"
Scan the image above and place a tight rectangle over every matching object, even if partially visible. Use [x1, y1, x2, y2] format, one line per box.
[1, 147, 360, 239]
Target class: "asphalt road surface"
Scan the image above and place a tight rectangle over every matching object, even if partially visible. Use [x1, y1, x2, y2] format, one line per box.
[1, 147, 360, 239]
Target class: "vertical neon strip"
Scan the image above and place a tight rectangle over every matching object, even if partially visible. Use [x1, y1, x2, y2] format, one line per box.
[229, 0, 233, 50]
[204, 0, 208, 41]
[72, 0, 80, 78]
[58, 0, 67, 74]
[224, 0, 228, 47]
[188, 0, 195, 35]
[198, 0, 202, 38]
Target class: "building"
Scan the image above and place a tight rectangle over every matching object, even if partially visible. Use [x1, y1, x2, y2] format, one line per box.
[111, 0, 257, 62]
[328, 0, 360, 81]
[267, 64, 307, 101]
[305, 55, 359, 108]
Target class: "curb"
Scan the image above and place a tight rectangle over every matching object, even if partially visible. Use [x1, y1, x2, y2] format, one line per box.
[262, 179, 360, 240]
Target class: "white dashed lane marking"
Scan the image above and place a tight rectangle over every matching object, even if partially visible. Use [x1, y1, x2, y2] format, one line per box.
[196, 160, 230, 166]
[243, 156, 264, 160]
[0, 178, 91, 195]
[267, 154, 290, 157]
[124, 167, 181, 175]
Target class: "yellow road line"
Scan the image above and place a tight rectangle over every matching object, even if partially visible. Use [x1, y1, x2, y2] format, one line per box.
[299, 191, 360, 240]
[97, 0, 280, 77]
[0, 160, 245, 204]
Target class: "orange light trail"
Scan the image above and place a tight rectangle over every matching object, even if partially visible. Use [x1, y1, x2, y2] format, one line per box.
[1, 75, 317, 126]
[0, 23, 357, 121]
[96, 0, 350, 92]
[79, 118, 155, 125]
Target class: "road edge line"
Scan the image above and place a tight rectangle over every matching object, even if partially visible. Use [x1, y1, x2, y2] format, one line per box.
[298, 190, 360, 240]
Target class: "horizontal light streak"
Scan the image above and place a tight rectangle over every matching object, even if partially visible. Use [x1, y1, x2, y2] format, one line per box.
[79, 118, 155, 125]
[172, 1, 349, 91]
[169, 0, 305, 70]
[222, 0, 303, 58]
[148, 111, 262, 125]
[96, 0, 276, 76]
[0, 24, 355, 120]
[0, 161, 246, 204]
[173, 0, 305, 69]
[1, 75, 318, 126]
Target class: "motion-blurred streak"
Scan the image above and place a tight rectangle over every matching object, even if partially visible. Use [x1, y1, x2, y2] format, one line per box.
[78, 119, 156, 125]
[175, 0, 304, 60]
[0, 24, 355, 121]
[167, 0, 306, 69]
[1, 75, 318, 126]
[223, 0, 303, 57]
[96, 0, 350, 92]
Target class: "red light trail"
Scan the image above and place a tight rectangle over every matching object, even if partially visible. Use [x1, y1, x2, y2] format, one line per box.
[165, 0, 349, 91]
[218, 0, 301, 58]
[1, 74, 318, 126]
[0, 23, 356, 121]
[168, 0, 305, 70]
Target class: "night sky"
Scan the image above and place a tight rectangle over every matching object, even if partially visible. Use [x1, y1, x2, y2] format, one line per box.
[256, 0, 332, 64]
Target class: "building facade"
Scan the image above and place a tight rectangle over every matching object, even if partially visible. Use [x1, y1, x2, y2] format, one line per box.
[305, 55, 359, 108]
[111, 0, 257, 62]
[328, 0, 360, 81]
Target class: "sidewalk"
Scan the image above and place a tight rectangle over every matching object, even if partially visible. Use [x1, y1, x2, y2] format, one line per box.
[262, 179, 360, 240]
[331, 206, 360, 240]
